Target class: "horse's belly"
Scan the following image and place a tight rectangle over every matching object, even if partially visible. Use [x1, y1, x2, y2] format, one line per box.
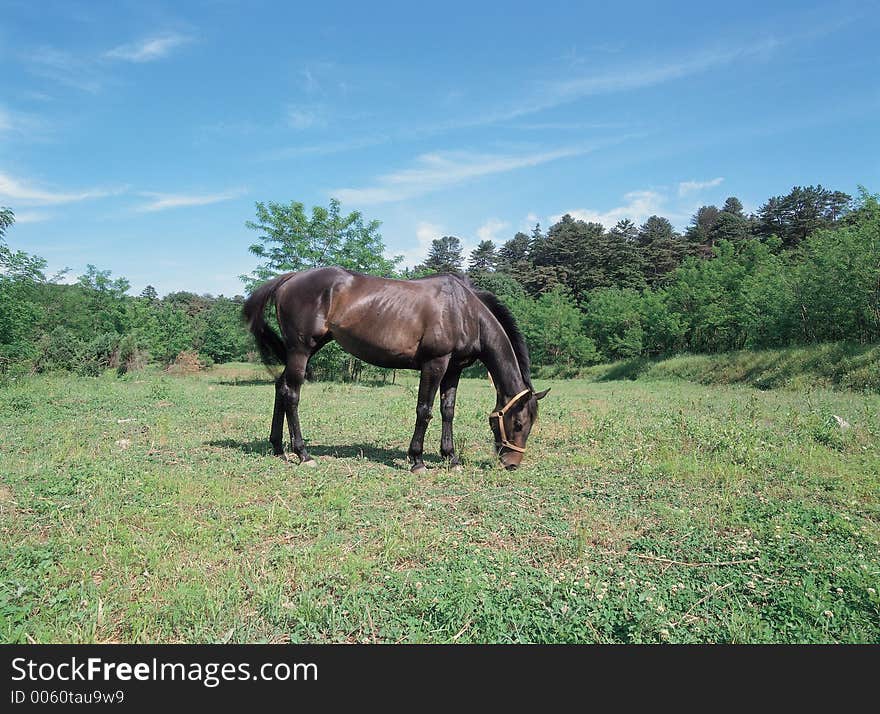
[331, 327, 421, 369]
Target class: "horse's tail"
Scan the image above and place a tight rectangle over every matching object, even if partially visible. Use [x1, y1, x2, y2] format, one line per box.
[242, 274, 291, 367]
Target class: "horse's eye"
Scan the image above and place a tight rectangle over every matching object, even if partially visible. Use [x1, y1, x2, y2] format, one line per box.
[513, 420, 523, 431]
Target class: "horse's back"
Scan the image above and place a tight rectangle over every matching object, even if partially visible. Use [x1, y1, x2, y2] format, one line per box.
[274, 268, 482, 367]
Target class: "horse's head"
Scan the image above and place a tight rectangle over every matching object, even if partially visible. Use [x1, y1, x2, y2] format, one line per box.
[489, 388, 550, 470]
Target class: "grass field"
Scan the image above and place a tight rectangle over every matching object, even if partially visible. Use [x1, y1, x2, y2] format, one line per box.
[1, 363, 878, 643]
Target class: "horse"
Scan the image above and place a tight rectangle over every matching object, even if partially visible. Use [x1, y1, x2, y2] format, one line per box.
[242, 267, 549, 471]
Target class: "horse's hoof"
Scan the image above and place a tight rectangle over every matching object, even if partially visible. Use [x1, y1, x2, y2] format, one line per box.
[411, 464, 427, 474]
[301, 458, 317, 467]
[274, 452, 288, 461]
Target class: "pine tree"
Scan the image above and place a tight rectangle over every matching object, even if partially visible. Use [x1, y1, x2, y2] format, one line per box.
[468, 240, 497, 274]
[419, 236, 463, 274]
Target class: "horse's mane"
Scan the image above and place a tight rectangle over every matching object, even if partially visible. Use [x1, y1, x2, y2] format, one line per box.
[406, 272, 532, 389]
[472, 289, 533, 391]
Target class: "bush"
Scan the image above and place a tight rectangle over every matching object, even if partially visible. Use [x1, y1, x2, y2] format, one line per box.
[165, 349, 205, 375]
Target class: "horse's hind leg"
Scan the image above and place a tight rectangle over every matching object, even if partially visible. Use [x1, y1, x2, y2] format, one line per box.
[270, 373, 286, 457]
[280, 352, 315, 466]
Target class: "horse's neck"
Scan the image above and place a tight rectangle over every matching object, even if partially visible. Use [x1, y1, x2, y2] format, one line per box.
[480, 316, 528, 404]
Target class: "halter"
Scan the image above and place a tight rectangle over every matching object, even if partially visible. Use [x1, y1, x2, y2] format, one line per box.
[489, 389, 532, 453]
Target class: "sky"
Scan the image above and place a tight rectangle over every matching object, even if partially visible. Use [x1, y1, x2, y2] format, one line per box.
[1, 0, 878, 297]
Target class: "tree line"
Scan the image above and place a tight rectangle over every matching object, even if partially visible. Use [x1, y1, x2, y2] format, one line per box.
[1, 184, 878, 380]
[409, 185, 879, 371]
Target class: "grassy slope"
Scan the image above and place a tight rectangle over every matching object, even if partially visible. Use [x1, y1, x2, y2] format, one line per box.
[1, 363, 878, 643]
[577, 342, 880, 393]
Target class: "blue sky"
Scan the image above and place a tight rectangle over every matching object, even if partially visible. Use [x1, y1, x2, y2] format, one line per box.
[2, 0, 878, 296]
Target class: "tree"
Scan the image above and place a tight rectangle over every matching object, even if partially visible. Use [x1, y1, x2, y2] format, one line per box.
[533, 214, 608, 301]
[468, 240, 497, 274]
[140, 285, 159, 303]
[756, 185, 852, 247]
[606, 220, 647, 291]
[638, 215, 686, 286]
[722, 197, 745, 217]
[418, 235, 463, 274]
[512, 288, 599, 366]
[583, 288, 645, 360]
[243, 198, 401, 288]
[497, 232, 530, 268]
[0, 207, 13, 239]
[685, 205, 721, 255]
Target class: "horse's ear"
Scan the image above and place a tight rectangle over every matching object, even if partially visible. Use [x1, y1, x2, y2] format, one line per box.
[534, 388, 550, 400]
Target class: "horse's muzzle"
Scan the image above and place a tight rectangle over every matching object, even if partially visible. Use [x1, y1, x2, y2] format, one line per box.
[499, 450, 524, 470]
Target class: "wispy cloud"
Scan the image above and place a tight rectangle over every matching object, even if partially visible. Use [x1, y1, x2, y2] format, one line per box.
[547, 39, 781, 107]
[408, 37, 787, 138]
[263, 135, 389, 160]
[0, 172, 124, 205]
[552, 190, 667, 229]
[105, 33, 193, 63]
[136, 188, 246, 212]
[24, 47, 103, 93]
[678, 177, 725, 196]
[333, 144, 598, 205]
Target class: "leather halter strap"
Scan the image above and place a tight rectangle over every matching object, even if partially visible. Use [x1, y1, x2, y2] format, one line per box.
[489, 389, 531, 454]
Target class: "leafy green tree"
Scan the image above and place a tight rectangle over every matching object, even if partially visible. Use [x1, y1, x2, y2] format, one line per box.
[76, 265, 132, 335]
[243, 198, 400, 288]
[512, 288, 599, 366]
[792, 192, 880, 343]
[639, 289, 684, 355]
[583, 288, 645, 360]
[140, 285, 159, 302]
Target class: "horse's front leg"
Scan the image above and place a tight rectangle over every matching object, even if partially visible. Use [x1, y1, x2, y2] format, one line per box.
[408, 356, 450, 473]
[439, 367, 463, 468]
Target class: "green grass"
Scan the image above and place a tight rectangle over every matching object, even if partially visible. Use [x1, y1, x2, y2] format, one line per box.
[575, 342, 880, 392]
[1, 362, 878, 643]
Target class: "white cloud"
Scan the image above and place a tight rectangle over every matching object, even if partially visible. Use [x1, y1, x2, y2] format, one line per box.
[105, 33, 192, 63]
[0, 172, 123, 205]
[476, 219, 509, 244]
[333, 145, 593, 205]
[552, 190, 666, 229]
[678, 177, 725, 196]
[136, 188, 245, 212]
[396, 221, 445, 268]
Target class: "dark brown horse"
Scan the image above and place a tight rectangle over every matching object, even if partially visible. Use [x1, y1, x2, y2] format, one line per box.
[242, 267, 548, 471]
